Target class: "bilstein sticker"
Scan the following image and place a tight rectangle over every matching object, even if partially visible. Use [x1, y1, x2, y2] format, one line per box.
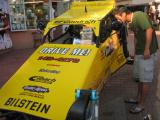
[23, 85, 49, 93]
[29, 76, 56, 84]
[4, 97, 51, 114]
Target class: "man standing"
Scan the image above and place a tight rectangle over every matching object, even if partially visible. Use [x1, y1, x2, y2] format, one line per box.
[113, 7, 158, 114]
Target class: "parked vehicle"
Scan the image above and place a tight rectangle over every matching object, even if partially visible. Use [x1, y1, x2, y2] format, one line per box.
[0, 0, 126, 120]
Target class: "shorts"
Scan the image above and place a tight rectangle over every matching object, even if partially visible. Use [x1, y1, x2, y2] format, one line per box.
[133, 53, 157, 82]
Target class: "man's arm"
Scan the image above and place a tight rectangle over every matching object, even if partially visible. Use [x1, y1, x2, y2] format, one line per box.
[144, 28, 153, 59]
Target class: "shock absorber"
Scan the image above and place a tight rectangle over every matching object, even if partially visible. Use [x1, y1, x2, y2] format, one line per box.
[66, 89, 99, 120]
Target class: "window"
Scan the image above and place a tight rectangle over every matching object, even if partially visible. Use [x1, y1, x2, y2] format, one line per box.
[9, 0, 49, 31]
[9, 0, 26, 31]
[25, 0, 49, 29]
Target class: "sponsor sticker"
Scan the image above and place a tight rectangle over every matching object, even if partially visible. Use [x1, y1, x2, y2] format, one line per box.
[54, 20, 96, 24]
[4, 97, 51, 114]
[29, 76, 56, 84]
[38, 56, 80, 63]
[23, 85, 49, 93]
[70, 48, 91, 56]
[19, 92, 44, 99]
[39, 69, 60, 74]
[40, 47, 91, 56]
[40, 47, 70, 55]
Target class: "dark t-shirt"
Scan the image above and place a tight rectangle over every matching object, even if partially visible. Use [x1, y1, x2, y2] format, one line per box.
[130, 11, 158, 55]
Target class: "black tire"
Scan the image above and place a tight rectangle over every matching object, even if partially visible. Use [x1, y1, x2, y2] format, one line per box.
[85, 100, 99, 120]
[0, 110, 47, 120]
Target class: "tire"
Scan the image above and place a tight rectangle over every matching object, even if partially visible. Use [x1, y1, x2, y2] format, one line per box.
[85, 100, 99, 120]
[0, 110, 46, 120]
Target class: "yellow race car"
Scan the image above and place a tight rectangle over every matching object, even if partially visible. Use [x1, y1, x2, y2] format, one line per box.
[0, 0, 127, 120]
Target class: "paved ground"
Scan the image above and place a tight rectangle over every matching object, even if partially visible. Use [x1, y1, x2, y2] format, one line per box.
[0, 48, 160, 120]
[0, 48, 35, 88]
[99, 49, 160, 120]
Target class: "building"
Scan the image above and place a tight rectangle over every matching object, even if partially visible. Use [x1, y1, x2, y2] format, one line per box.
[1, 0, 159, 50]
[0, 0, 71, 50]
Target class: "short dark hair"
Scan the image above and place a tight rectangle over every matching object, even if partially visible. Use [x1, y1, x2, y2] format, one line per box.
[112, 6, 131, 16]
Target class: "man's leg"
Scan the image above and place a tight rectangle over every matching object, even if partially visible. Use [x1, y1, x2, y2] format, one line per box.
[124, 55, 140, 104]
[129, 54, 155, 113]
[137, 82, 142, 103]
[129, 82, 150, 113]
[138, 82, 150, 107]
[133, 55, 140, 82]
[138, 54, 155, 107]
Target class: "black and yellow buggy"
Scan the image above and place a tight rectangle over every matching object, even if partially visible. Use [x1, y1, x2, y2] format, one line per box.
[0, 0, 127, 120]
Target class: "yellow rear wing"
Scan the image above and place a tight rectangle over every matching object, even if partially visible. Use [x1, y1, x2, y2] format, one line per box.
[44, 0, 115, 36]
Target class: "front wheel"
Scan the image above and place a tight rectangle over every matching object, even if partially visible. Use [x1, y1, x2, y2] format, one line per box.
[85, 100, 98, 120]
[66, 89, 99, 120]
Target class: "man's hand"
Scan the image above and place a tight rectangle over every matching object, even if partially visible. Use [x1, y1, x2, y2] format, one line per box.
[144, 48, 150, 59]
[144, 28, 152, 59]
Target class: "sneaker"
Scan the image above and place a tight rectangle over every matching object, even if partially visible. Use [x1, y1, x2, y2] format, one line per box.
[129, 105, 144, 114]
[143, 114, 152, 120]
[124, 98, 138, 104]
